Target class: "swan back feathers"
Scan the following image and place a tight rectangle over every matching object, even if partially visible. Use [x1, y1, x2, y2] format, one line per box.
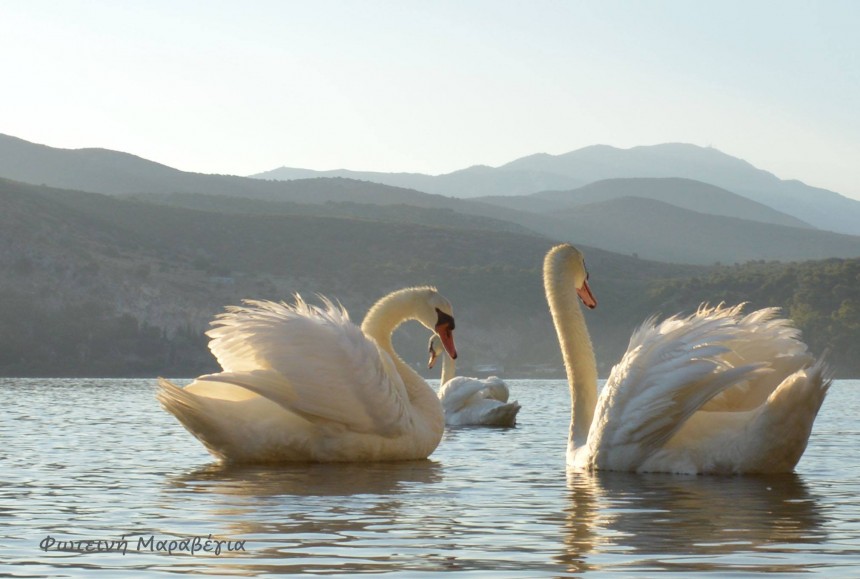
[207, 295, 353, 373]
[202, 294, 415, 437]
[582, 302, 829, 472]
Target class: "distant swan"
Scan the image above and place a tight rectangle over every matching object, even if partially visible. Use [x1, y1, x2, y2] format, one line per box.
[544, 243, 830, 474]
[428, 334, 520, 427]
[157, 287, 458, 463]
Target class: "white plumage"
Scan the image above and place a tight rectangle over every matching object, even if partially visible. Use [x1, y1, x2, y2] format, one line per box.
[545, 244, 831, 474]
[157, 287, 457, 463]
[428, 335, 521, 427]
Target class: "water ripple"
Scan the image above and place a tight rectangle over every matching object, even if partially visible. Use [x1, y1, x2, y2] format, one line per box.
[1, 378, 859, 576]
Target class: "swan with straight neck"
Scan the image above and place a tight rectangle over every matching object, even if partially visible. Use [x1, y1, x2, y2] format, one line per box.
[544, 243, 830, 474]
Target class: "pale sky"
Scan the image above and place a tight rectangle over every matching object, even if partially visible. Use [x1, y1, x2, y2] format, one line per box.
[2, 0, 859, 199]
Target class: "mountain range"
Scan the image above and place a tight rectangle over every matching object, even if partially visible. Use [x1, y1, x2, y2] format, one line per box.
[3, 133, 860, 265]
[1, 132, 859, 376]
[0, 175, 693, 376]
[477, 177, 811, 229]
[255, 143, 860, 236]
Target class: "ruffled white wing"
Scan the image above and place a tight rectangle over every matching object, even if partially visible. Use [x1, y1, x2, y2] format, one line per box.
[699, 306, 814, 411]
[478, 378, 510, 403]
[438, 377, 499, 414]
[586, 304, 769, 464]
[198, 296, 412, 436]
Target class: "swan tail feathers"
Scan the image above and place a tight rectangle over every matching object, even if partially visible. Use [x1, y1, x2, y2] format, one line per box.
[156, 378, 229, 457]
[743, 360, 832, 471]
[766, 359, 831, 414]
[488, 401, 521, 427]
[762, 360, 831, 436]
[477, 403, 520, 428]
[445, 400, 521, 427]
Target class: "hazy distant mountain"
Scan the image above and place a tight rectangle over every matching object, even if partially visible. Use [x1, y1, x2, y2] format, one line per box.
[499, 144, 860, 235]
[132, 187, 860, 266]
[0, 133, 570, 231]
[503, 143, 762, 185]
[476, 177, 811, 229]
[9, 134, 858, 237]
[251, 167, 440, 192]
[4, 133, 860, 264]
[550, 196, 860, 264]
[255, 142, 860, 236]
[253, 164, 584, 197]
[0, 133, 445, 202]
[0, 132, 213, 195]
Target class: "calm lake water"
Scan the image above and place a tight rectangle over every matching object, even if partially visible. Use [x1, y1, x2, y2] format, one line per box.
[1, 378, 859, 578]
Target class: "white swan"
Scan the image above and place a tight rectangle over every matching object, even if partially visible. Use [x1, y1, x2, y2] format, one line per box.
[545, 243, 831, 474]
[157, 286, 457, 463]
[428, 335, 521, 427]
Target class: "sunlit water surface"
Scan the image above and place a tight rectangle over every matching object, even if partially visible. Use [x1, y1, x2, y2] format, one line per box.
[2, 378, 859, 577]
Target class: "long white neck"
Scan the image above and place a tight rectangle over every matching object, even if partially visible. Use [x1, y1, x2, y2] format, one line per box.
[360, 289, 444, 433]
[544, 247, 599, 450]
[439, 351, 455, 385]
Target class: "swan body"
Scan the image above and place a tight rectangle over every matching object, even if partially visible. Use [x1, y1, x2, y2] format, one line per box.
[545, 244, 830, 474]
[428, 335, 521, 427]
[157, 287, 457, 463]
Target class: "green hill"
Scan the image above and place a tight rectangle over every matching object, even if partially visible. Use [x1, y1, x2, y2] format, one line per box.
[128, 192, 536, 236]
[3, 175, 858, 377]
[647, 258, 860, 375]
[0, 177, 695, 377]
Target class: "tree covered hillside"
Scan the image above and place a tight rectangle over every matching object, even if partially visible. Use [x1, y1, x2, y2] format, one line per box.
[1, 177, 694, 377]
[647, 259, 860, 376]
[2, 177, 858, 377]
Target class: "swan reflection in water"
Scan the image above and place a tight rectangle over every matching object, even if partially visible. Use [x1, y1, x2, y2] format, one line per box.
[560, 470, 827, 575]
[165, 460, 445, 575]
[170, 459, 443, 498]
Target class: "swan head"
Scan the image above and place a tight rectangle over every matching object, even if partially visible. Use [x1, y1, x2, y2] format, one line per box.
[427, 334, 442, 368]
[550, 244, 597, 309]
[413, 287, 458, 360]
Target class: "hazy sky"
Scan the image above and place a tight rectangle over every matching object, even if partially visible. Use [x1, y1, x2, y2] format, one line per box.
[3, 1, 859, 199]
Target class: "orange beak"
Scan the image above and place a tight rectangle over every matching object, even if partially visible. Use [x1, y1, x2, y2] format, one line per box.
[434, 309, 458, 360]
[435, 324, 457, 360]
[577, 279, 597, 309]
